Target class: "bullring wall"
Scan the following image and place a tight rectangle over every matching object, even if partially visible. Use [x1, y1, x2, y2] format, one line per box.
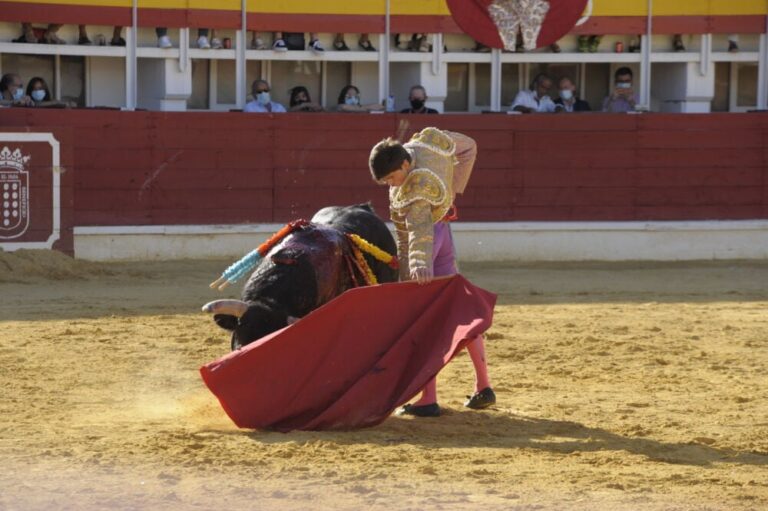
[3, 110, 768, 225]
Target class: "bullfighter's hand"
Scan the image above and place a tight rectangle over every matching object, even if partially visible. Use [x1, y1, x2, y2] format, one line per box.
[411, 266, 433, 285]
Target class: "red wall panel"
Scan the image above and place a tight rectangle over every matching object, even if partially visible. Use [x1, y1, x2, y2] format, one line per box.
[2, 110, 767, 226]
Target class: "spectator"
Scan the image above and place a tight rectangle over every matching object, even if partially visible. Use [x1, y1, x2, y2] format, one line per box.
[554, 77, 591, 112]
[511, 73, 556, 113]
[395, 33, 430, 52]
[335, 85, 384, 113]
[288, 86, 324, 112]
[25, 76, 75, 108]
[673, 34, 685, 52]
[400, 85, 439, 114]
[0, 74, 32, 107]
[333, 33, 375, 52]
[14, 23, 64, 44]
[156, 28, 221, 49]
[110, 26, 126, 46]
[243, 80, 286, 113]
[728, 34, 739, 52]
[602, 67, 637, 113]
[272, 32, 324, 53]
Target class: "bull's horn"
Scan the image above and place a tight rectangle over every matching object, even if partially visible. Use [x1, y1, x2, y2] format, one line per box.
[201, 299, 248, 317]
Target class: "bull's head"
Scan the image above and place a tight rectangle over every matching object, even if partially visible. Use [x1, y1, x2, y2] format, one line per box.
[202, 299, 295, 350]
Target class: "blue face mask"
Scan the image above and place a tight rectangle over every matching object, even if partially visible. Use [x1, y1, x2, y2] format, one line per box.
[12, 88, 24, 101]
[345, 96, 359, 106]
[31, 90, 46, 102]
[257, 91, 270, 105]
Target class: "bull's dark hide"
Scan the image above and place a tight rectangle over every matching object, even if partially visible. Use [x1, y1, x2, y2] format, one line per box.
[213, 204, 397, 349]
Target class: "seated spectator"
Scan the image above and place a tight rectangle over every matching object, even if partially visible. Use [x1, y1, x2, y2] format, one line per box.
[400, 85, 439, 114]
[0, 74, 32, 107]
[728, 34, 739, 52]
[13, 22, 124, 46]
[26, 77, 75, 108]
[156, 28, 221, 49]
[333, 33, 375, 51]
[335, 85, 384, 113]
[288, 86, 324, 112]
[273, 32, 324, 53]
[554, 77, 591, 112]
[243, 80, 286, 113]
[14, 23, 64, 44]
[673, 34, 685, 52]
[602, 67, 637, 113]
[511, 74, 556, 113]
[394, 33, 430, 52]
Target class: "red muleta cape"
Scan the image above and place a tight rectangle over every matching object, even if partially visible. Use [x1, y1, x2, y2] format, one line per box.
[200, 275, 497, 432]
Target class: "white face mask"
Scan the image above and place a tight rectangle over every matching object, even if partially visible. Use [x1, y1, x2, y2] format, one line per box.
[344, 96, 359, 106]
[257, 91, 270, 105]
[31, 90, 46, 102]
[12, 88, 24, 101]
[560, 89, 573, 101]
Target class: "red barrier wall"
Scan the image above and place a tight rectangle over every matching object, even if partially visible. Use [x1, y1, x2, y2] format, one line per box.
[2, 109, 767, 226]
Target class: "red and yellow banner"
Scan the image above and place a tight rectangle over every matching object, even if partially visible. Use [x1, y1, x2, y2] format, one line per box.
[1, 0, 767, 33]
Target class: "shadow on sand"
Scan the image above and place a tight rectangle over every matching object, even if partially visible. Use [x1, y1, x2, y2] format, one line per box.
[200, 409, 768, 468]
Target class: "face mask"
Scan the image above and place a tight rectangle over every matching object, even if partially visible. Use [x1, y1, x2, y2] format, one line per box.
[410, 98, 425, 110]
[12, 88, 24, 101]
[257, 91, 270, 105]
[31, 90, 46, 102]
[560, 89, 573, 101]
[344, 96, 359, 106]
[616, 82, 632, 89]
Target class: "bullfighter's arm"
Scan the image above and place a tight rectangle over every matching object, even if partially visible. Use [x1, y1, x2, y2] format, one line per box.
[444, 131, 477, 195]
[398, 200, 433, 280]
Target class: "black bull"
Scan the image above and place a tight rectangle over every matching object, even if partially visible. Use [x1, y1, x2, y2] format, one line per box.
[203, 204, 398, 350]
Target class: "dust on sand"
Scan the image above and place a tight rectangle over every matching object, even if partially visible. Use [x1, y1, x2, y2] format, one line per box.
[1, 253, 767, 510]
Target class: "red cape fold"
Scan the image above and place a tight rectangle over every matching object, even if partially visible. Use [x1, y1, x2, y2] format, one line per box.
[447, 0, 589, 50]
[200, 275, 497, 432]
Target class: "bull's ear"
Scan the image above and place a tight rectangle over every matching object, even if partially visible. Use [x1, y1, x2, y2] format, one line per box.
[213, 314, 238, 331]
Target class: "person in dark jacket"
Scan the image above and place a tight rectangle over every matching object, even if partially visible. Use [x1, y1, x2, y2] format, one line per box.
[400, 85, 439, 114]
[554, 77, 591, 112]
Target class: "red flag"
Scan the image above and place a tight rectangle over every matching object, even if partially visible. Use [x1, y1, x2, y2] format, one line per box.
[200, 275, 497, 431]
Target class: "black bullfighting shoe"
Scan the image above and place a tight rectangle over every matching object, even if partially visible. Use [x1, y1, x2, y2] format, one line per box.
[464, 387, 496, 409]
[396, 403, 441, 417]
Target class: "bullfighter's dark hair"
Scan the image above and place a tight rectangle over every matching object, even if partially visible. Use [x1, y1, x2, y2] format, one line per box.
[369, 137, 411, 181]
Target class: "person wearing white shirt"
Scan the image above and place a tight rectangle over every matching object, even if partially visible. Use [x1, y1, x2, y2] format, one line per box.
[511, 74, 556, 114]
[243, 79, 287, 113]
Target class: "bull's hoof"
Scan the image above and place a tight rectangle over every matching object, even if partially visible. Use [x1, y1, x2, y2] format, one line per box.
[464, 387, 496, 409]
[395, 403, 441, 417]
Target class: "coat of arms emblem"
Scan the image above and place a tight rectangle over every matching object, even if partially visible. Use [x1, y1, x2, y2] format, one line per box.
[0, 146, 31, 239]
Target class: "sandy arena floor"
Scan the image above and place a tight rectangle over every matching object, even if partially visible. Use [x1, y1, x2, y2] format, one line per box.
[1, 251, 767, 510]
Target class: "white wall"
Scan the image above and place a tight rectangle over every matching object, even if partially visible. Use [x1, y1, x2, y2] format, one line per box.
[351, 61, 380, 105]
[73, 221, 768, 262]
[88, 57, 126, 108]
[137, 57, 191, 111]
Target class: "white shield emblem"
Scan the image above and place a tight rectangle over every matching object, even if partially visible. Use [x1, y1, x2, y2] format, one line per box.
[0, 146, 31, 239]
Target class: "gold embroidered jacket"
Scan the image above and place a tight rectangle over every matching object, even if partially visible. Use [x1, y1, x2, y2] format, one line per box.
[389, 127, 477, 280]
